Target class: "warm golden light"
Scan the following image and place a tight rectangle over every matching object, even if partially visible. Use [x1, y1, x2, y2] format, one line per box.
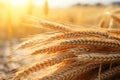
[2, 0, 45, 7]
[106, 11, 111, 15]
[33, 0, 44, 6]
[10, 0, 28, 6]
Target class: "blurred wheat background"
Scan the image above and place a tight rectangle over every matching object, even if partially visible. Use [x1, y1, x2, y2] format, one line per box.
[0, 0, 120, 80]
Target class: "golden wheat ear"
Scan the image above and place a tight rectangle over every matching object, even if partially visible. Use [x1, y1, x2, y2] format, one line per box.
[16, 30, 109, 50]
[60, 38, 120, 49]
[37, 61, 83, 80]
[76, 53, 120, 63]
[15, 32, 59, 49]
[31, 37, 120, 55]
[9, 51, 76, 80]
[107, 29, 120, 35]
[16, 29, 120, 51]
[22, 16, 73, 33]
[38, 63, 100, 80]
[36, 53, 120, 80]
[21, 31, 111, 50]
[39, 20, 73, 33]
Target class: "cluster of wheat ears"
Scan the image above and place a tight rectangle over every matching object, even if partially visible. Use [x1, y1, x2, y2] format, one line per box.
[3, 9, 120, 80]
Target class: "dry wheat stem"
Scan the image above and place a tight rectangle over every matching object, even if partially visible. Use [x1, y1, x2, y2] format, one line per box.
[93, 65, 120, 80]
[99, 18, 105, 28]
[98, 64, 102, 80]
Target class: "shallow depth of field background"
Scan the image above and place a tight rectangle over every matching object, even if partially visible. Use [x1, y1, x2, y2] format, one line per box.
[0, 0, 120, 61]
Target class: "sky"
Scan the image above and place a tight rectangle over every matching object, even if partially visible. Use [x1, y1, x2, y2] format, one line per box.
[0, 0, 120, 8]
[46, 0, 120, 8]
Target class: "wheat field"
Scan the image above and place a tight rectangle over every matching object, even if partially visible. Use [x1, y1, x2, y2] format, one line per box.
[0, 1, 120, 80]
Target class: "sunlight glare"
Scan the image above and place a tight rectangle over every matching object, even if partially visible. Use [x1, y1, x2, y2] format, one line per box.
[11, 0, 28, 6]
[106, 11, 111, 15]
[33, 0, 45, 7]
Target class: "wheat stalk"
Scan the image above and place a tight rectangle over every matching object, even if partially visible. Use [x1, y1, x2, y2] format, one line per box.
[99, 18, 105, 28]
[93, 65, 120, 80]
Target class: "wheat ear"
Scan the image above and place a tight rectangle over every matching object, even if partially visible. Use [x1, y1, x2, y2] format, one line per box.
[76, 53, 120, 63]
[29, 31, 111, 49]
[31, 44, 78, 55]
[107, 29, 120, 35]
[39, 20, 73, 33]
[39, 63, 100, 80]
[32, 37, 120, 55]
[16, 30, 120, 50]
[10, 51, 76, 80]
[16, 31, 109, 50]
[60, 38, 120, 48]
